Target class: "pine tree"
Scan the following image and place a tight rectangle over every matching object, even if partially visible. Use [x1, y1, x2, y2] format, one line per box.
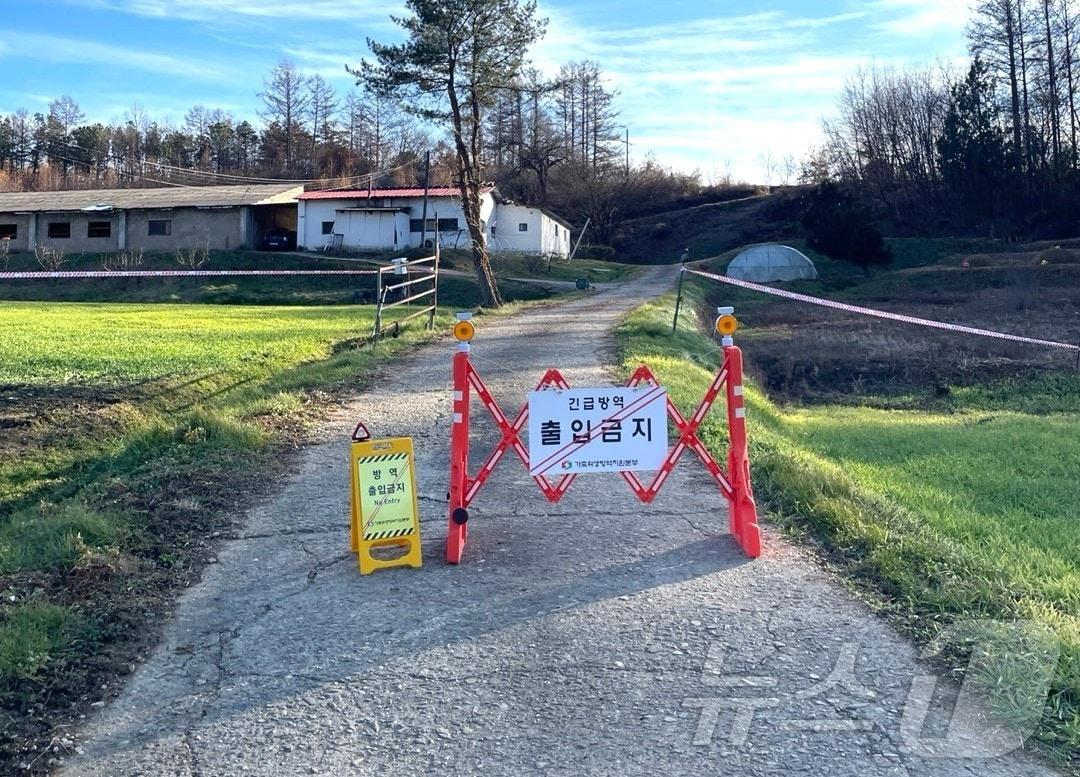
[358, 0, 547, 307]
[937, 59, 1011, 232]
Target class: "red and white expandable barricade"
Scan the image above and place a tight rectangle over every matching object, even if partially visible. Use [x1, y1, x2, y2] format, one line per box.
[444, 312, 762, 564]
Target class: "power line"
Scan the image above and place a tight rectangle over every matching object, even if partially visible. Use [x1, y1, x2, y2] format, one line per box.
[43, 136, 415, 187]
[44, 150, 196, 189]
[37, 143, 422, 197]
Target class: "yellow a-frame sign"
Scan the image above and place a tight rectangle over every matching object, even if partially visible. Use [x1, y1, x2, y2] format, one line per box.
[350, 431, 422, 575]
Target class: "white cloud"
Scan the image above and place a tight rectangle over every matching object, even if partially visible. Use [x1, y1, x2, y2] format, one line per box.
[0, 32, 231, 81]
[530, 2, 974, 180]
[283, 47, 365, 82]
[64, 0, 402, 23]
[635, 112, 824, 183]
[46, 0, 973, 183]
[871, 0, 972, 37]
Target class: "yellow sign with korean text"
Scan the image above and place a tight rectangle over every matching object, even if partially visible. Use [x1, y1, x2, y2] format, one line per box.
[349, 436, 422, 575]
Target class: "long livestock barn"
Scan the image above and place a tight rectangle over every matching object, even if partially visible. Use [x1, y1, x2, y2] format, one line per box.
[0, 184, 301, 254]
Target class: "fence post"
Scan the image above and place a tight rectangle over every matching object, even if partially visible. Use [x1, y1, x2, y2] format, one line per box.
[429, 234, 441, 331]
[373, 267, 384, 342]
[672, 266, 687, 335]
[446, 313, 473, 564]
[723, 340, 762, 558]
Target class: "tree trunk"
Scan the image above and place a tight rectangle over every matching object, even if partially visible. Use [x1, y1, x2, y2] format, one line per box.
[1006, 0, 1025, 171]
[1019, 0, 1034, 176]
[1062, 0, 1079, 167]
[1044, 0, 1062, 168]
[460, 180, 502, 307]
[445, 57, 502, 308]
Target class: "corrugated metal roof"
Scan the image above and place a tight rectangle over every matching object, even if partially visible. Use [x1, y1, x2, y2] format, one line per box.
[0, 184, 303, 213]
[299, 186, 492, 200]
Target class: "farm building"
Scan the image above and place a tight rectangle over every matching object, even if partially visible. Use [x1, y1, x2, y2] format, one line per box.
[0, 184, 301, 254]
[297, 187, 572, 257]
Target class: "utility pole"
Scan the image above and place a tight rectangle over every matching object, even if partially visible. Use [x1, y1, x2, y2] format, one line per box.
[420, 150, 431, 250]
[568, 217, 591, 263]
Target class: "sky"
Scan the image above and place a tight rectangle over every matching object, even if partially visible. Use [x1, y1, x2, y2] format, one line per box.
[2, 0, 973, 182]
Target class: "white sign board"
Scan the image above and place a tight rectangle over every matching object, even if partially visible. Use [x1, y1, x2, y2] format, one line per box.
[527, 386, 668, 476]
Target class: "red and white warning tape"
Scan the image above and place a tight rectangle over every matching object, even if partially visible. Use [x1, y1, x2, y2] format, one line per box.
[688, 268, 1080, 352]
[0, 269, 379, 279]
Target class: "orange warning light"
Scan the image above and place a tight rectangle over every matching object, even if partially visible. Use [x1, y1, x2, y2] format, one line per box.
[715, 314, 738, 336]
[453, 320, 475, 342]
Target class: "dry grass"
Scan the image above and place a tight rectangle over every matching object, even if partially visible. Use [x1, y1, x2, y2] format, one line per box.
[703, 240, 1080, 409]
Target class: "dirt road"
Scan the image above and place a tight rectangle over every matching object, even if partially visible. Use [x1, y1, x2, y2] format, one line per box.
[60, 267, 1058, 776]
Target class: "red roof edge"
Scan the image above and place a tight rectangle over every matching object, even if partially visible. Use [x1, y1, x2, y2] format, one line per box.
[299, 185, 494, 201]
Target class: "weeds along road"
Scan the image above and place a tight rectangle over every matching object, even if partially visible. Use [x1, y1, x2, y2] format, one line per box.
[60, 266, 1059, 777]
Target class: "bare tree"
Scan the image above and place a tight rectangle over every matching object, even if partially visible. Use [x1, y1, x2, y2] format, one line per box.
[35, 244, 66, 271]
[757, 150, 778, 188]
[972, 0, 1027, 171]
[259, 60, 309, 175]
[556, 62, 619, 171]
[823, 64, 952, 220]
[780, 154, 798, 185]
[306, 75, 339, 174]
[1043, 0, 1063, 166]
[1057, 0, 1080, 164]
[102, 249, 143, 271]
[176, 241, 210, 268]
[47, 96, 84, 134]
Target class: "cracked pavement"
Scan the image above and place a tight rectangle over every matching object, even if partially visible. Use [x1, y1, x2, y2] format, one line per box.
[59, 267, 1061, 776]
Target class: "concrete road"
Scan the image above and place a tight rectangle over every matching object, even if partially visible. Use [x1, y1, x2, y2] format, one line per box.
[60, 267, 1060, 776]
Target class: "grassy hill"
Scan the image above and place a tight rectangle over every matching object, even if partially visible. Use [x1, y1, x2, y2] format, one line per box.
[614, 188, 805, 264]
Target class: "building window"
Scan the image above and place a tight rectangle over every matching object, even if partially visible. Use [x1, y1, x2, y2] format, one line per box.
[87, 221, 111, 238]
[0, 224, 16, 240]
[48, 222, 71, 239]
[321, 221, 335, 235]
[518, 222, 529, 232]
[554, 224, 559, 237]
[148, 219, 172, 236]
[411, 217, 459, 233]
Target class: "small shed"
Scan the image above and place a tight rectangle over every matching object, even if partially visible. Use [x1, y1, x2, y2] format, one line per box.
[726, 244, 818, 282]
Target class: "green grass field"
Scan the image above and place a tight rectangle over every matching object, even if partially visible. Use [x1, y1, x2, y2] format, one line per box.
[0, 246, 605, 754]
[486, 252, 641, 283]
[0, 248, 634, 305]
[0, 299, 456, 711]
[616, 285, 1080, 759]
[0, 247, 638, 765]
[2, 302, 384, 385]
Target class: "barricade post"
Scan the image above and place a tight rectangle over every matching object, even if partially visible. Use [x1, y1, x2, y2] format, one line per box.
[446, 312, 475, 564]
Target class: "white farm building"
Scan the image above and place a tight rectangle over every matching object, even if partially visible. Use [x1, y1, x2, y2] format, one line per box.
[297, 186, 572, 257]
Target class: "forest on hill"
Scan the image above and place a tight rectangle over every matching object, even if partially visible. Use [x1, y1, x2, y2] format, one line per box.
[814, 0, 1080, 240]
[0, 59, 715, 247]
[6, 0, 1080, 250]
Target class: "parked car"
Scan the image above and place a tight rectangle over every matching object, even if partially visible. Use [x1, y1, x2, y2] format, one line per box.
[259, 228, 296, 251]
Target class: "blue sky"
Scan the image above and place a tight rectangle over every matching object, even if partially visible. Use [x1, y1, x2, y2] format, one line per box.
[2, 0, 971, 181]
